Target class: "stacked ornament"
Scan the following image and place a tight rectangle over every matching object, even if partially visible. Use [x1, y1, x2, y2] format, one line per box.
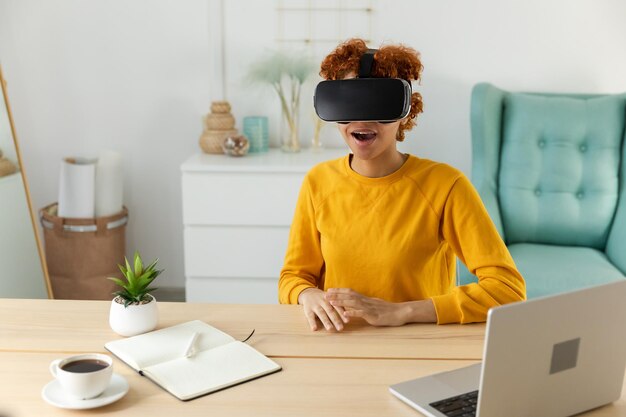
[199, 101, 238, 154]
[0, 149, 18, 178]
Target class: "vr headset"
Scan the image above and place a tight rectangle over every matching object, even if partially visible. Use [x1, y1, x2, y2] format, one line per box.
[314, 48, 412, 123]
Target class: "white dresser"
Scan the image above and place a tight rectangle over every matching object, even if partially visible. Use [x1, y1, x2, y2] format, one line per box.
[181, 148, 347, 303]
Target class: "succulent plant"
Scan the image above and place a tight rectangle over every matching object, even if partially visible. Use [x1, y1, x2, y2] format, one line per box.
[108, 251, 162, 307]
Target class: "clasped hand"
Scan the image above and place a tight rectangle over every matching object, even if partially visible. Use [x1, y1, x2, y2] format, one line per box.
[298, 287, 408, 331]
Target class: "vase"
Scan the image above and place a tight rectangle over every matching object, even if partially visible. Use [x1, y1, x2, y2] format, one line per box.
[0, 157, 17, 177]
[280, 103, 301, 153]
[310, 117, 325, 152]
[199, 101, 238, 154]
[243, 116, 269, 153]
[109, 295, 158, 337]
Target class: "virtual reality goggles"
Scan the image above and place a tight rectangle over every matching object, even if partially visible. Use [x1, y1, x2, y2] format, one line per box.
[314, 49, 412, 124]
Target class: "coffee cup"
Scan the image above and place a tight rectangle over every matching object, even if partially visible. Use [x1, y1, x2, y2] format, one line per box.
[49, 353, 113, 399]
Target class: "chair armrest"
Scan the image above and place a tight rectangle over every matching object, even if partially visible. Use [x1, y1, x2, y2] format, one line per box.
[459, 83, 508, 285]
[606, 128, 626, 275]
[470, 83, 507, 239]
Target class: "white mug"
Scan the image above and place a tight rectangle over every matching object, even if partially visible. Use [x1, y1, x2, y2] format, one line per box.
[49, 353, 113, 399]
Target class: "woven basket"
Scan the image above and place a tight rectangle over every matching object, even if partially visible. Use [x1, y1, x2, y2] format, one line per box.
[211, 101, 231, 113]
[199, 129, 238, 154]
[0, 158, 17, 177]
[204, 113, 236, 130]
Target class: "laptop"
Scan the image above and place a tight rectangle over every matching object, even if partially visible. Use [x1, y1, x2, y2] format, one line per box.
[390, 280, 626, 417]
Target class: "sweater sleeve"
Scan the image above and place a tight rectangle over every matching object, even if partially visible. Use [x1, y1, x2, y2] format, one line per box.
[278, 175, 324, 304]
[431, 175, 526, 324]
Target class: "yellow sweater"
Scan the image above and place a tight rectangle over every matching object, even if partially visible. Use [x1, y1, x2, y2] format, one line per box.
[278, 154, 526, 324]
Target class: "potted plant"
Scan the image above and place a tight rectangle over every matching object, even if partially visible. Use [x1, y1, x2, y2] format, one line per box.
[108, 251, 162, 337]
[247, 49, 315, 152]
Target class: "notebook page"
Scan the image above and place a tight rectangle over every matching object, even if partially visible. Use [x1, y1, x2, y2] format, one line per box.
[143, 341, 281, 400]
[105, 320, 235, 370]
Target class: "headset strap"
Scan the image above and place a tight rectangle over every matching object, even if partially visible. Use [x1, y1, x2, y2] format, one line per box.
[358, 49, 377, 78]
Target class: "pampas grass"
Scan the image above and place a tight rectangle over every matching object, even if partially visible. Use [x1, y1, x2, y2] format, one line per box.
[247, 50, 316, 151]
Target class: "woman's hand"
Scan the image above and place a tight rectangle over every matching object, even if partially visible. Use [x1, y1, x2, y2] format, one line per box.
[298, 288, 349, 331]
[324, 288, 437, 326]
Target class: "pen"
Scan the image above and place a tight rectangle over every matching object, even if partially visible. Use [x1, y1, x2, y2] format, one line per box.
[184, 332, 200, 358]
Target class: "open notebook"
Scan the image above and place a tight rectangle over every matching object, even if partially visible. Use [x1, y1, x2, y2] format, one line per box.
[105, 320, 281, 400]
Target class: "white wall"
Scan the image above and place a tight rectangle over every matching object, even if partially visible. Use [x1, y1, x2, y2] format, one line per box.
[0, 0, 211, 288]
[0, 0, 625, 288]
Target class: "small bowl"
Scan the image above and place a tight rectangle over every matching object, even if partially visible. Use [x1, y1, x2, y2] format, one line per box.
[222, 135, 250, 156]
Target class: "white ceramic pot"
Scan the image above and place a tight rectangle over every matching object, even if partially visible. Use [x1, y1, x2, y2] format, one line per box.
[109, 295, 158, 337]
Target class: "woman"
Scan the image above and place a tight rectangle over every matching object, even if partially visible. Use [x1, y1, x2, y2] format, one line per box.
[278, 38, 526, 331]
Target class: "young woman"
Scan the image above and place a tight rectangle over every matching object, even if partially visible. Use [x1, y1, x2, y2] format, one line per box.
[278, 38, 526, 331]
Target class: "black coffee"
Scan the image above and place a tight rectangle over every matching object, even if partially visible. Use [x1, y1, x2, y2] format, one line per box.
[61, 359, 109, 373]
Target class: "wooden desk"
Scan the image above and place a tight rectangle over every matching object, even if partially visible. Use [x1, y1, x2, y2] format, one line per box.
[0, 299, 486, 359]
[1, 299, 625, 416]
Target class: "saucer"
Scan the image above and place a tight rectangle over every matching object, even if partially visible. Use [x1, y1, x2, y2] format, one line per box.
[42, 373, 129, 410]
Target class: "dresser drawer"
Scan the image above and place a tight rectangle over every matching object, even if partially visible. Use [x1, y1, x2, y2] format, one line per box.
[181, 150, 345, 303]
[185, 276, 278, 304]
[184, 226, 290, 278]
[182, 172, 304, 226]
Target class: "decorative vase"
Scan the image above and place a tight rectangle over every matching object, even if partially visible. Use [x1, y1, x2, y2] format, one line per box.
[0, 149, 18, 177]
[242, 116, 269, 153]
[280, 102, 301, 153]
[246, 49, 314, 153]
[199, 101, 239, 154]
[311, 117, 325, 152]
[210, 101, 231, 113]
[199, 129, 238, 154]
[109, 295, 158, 337]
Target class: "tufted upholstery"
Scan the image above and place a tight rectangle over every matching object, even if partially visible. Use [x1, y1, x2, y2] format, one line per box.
[500, 93, 624, 248]
[459, 83, 626, 298]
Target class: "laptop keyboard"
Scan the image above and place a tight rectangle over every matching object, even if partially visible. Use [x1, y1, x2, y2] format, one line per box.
[429, 390, 478, 417]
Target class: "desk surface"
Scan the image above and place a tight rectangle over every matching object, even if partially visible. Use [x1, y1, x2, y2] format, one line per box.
[0, 299, 486, 360]
[1, 299, 625, 416]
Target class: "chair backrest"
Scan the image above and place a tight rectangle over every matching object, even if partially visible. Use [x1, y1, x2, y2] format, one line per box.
[471, 84, 626, 249]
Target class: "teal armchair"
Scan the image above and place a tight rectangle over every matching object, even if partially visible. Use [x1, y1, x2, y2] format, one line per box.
[460, 83, 626, 298]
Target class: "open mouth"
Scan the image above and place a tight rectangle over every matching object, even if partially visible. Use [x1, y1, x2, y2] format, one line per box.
[351, 130, 377, 142]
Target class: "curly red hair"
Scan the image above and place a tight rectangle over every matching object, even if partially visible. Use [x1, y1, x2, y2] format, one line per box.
[319, 38, 424, 141]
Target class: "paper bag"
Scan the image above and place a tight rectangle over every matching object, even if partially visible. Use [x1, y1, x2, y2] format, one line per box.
[40, 203, 128, 300]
